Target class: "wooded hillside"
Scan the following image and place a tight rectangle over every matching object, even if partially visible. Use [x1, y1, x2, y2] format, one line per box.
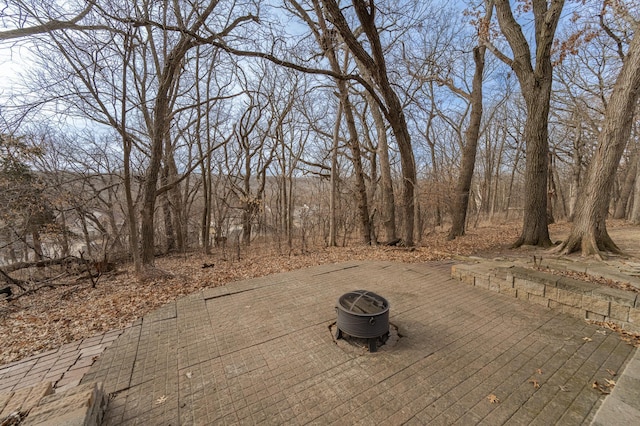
[1, 0, 639, 273]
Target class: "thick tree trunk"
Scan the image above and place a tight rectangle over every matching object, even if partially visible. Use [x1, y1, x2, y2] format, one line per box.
[492, 0, 563, 248]
[557, 29, 640, 258]
[379, 82, 416, 246]
[449, 45, 486, 239]
[514, 88, 553, 247]
[140, 72, 172, 266]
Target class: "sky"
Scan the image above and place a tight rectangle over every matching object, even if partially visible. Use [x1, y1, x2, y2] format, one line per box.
[0, 41, 35, 99]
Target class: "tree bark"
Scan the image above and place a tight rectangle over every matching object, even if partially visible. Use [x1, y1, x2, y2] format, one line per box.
[329, 101, 342, 247]
[139, 2, 219, 266]
[568, 118, 584, 220]
[322, 0, 416, 245]
[449, 44, 486, 239]
[161, 163, 176, 252]
[557, 27, 640, 258]
[631, 158, 640, 224]
[341, 91, 372, 244]
[367, 91, 396, 242]
[491, 0, 564, 248]
[613, 151, 638, 219]
[140, 38, 193, 265]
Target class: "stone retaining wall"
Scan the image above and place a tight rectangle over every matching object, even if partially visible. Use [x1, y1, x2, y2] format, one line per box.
[452, 264, 640, 333]
[0, 381, 105, 425]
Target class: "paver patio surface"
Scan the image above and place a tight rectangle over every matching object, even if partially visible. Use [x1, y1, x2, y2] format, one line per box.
[79, 261, 636, 425]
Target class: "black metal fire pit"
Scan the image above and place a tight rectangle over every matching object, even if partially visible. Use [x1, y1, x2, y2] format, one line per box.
[335, 290, 389, 352]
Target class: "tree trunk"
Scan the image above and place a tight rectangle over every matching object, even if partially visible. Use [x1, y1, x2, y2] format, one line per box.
[120, 32, 141, 272]
[60, 210, 70, 257]
[139, 2, 218, 266]
[631, 160, 640, 225]
[322, 0, 416, 245]
[449, 45, 486, 239]
[365, 89, 396, 242]
[79, 211, 92, 258]
[341, 92, 372, 244]
[547, 151, 557, 224]
[123, 134, 141, 273]
[492, 0, 564, 248]
[242, 205, 252, 246]
[161, 164, 176, 252]
[613, 151, 638, 219]
[329, 101, 342, 247]
[165, 140, 185, 252]
[31, 229, 43, 261]
[310, 1, 371, 244]
[557, 29, 640, 258]
[568, 118, 583, 220]
[515, 89, 553, 247]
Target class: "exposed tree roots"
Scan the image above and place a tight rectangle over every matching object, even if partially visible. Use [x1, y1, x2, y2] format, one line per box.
[553, 229, 626, 260]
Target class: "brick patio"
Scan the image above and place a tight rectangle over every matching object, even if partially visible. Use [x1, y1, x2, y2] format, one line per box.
[77, 261, 636, 425]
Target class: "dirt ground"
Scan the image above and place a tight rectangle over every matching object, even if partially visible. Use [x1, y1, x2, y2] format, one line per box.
[1, 220, 639, 365]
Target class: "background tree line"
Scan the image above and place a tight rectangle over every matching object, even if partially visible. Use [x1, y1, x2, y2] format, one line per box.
[1, 0, 639, 276]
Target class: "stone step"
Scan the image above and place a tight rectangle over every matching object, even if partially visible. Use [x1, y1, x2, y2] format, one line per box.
[452, 262, 640, 333]
[0, 382, 105, 426]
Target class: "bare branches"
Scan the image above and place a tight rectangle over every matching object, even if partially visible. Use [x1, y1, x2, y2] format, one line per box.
[599, 4, 627, 61]
[0, 1, 108, 41]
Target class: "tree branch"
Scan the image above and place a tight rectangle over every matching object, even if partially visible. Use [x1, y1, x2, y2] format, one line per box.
[0, 2, 106, 41]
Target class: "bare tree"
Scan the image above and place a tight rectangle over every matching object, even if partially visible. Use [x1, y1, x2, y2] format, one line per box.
[448, 1, 494, 239]
[321, 0, 417, 245]
[556, 7, 640, 258]
[486, 0, 565, 247]
[285, 0, 372, 244]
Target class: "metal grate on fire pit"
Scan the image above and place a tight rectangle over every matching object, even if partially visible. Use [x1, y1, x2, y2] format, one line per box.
[335, 290, 389, 352]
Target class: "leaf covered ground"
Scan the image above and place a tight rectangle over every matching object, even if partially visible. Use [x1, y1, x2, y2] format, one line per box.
[1, 221, 638, 365]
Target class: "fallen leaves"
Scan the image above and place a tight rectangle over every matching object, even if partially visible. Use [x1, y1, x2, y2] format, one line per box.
[487, 394, 500, 404]
[0, 224, 522, 365]
[156, 395, 167, 405]
[592, 369, 618, 395]
[592, 381, 612, 394]
[528, 368, 544, 389]
[589, 321, 640, 348]
[582, 337, 593, 342]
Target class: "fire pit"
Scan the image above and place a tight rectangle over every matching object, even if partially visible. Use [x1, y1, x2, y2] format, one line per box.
[335, 290, 389, 352]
